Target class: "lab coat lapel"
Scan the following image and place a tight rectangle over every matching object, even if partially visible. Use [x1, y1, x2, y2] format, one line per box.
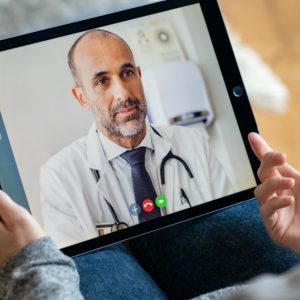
[97, 170, 133, 225]
[86, 124, 133, 225]
[150, 126, 176, 214]
[86, 123, 105, 171]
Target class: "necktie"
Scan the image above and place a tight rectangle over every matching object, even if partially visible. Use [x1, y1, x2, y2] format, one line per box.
[121, 147, 161, 223]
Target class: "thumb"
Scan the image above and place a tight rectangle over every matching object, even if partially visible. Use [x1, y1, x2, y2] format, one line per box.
[0, 190, 22, 226]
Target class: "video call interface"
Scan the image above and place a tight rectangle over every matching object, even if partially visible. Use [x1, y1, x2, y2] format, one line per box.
[0, 3, 256, 248]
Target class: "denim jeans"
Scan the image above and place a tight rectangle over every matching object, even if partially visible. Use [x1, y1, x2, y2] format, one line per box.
[74, 200, 300, 299]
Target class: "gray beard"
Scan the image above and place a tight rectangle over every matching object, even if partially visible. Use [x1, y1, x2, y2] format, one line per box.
[93, 99, 147, 137]
[102, 115, 146, 137]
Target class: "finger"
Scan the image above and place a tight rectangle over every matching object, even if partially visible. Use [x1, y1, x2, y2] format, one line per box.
[260, 196, 294, 226]
[0, 190, 21, 226]
[255, 177, 295, 204]
[248, 132, 273, 161]
[278, 162, 300, 178]
[258, 151, 287, 181]
[248, 133, 299, 179]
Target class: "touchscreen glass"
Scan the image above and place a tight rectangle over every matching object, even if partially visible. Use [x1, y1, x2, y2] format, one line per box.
[0, 2, 256, 249]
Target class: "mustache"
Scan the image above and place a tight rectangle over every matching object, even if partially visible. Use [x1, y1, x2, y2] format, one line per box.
[111, 98, 141, 115]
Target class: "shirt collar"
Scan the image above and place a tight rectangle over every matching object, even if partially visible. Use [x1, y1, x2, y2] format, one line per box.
[97, 123, 154, 161]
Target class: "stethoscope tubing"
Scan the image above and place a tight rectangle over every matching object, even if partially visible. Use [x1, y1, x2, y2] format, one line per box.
[90, 126, 194, 227]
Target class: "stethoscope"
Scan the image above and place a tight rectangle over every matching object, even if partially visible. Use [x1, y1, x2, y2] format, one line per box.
[90, 126, 194, 231]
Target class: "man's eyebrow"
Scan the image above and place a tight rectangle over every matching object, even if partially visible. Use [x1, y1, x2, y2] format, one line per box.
[92, 71, 108, 82]
[121, 63, 135, 70]
[91, 64, 135, 82]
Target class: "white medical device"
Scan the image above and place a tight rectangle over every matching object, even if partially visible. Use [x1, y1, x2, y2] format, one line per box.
[142, 60, 214, 126]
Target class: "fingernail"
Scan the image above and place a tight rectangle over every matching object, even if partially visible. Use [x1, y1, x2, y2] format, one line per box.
[281, 178, 295, 186]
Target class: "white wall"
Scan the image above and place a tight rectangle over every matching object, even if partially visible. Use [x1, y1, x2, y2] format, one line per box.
[170, 5, 256, 191]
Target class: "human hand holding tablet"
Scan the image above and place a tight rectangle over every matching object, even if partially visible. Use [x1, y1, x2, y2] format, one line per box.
[0, 190, 44, 266]
[249, 132, 300, 255]
[0, 0, 260, 256]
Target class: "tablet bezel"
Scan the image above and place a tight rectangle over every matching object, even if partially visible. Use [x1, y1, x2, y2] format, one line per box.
[0, 0, 260, 256]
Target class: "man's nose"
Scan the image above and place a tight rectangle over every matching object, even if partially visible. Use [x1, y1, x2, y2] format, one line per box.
[112, 79, 130, 101]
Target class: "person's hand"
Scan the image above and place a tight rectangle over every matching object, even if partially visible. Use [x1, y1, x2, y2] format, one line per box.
[0, 190, 44, 266]
[248, 132, 300, 255]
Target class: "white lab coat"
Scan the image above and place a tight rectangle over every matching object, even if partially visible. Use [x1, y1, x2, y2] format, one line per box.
[40, 123, 232, 247]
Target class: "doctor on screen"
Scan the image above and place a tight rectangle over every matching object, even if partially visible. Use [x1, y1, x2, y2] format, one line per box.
[40, 29, 232, 246]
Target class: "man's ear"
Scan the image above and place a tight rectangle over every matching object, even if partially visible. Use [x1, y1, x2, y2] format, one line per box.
[71, 86, 90, 110]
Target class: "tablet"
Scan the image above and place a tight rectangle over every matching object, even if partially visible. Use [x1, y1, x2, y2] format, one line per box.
[0, 0, 259, 256]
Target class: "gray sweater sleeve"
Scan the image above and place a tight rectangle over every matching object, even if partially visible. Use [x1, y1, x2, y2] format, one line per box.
[0, 236, 84, 300]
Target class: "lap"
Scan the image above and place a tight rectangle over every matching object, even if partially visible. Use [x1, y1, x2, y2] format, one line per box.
[74, 243, 167, 300]
[74, 199, 300, 299]
[129, 199, 300, 299]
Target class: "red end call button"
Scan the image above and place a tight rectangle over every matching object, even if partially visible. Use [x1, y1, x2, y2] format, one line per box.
[142, 199, 154, 212]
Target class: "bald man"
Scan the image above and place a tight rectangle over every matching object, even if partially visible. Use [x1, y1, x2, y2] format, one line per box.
[40, 29, 232, 247]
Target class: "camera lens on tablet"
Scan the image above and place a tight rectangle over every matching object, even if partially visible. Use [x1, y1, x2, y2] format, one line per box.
[233, 86, 244, 97]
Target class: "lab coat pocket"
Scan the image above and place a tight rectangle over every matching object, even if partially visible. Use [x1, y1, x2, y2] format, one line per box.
[188, 178, 208, 206]
[96, 222, 115, 236]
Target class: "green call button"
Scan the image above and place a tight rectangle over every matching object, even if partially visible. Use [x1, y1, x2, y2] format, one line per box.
[155, 195, 167, 208]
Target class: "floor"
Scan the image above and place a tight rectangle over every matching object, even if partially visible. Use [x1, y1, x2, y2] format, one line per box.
[219, 0, 300, 169]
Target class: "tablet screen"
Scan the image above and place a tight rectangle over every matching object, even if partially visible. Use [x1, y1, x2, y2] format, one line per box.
[0, 0, 258, 253]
